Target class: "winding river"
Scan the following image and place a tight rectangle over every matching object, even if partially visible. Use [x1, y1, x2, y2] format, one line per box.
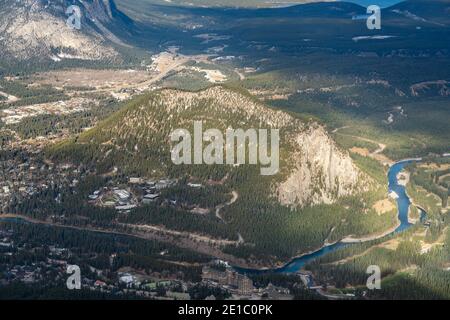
[234, 159, 424, 275]
[0, 158, 436, 276]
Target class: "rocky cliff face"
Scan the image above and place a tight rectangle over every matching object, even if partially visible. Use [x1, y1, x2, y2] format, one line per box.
[277, 124, 362, 207]
[0, 0, 130, 61]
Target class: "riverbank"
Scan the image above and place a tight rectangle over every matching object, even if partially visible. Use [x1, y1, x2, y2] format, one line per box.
[341, 220, 401, 243]
[234, 158, 425, 274]
[1, 157, 433, 273]
[0, 213, 271, 270]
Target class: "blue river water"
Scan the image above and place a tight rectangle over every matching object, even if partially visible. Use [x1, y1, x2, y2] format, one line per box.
[234, 160, 421, 275]
[0, 160, 426, 276]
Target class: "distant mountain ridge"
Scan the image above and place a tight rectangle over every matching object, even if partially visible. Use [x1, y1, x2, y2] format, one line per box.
[116, 0, 403, 9]
[0, 0, 134, 62]
[1, 0, 448, 64]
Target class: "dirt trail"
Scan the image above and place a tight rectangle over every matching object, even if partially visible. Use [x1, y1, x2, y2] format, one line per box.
[332, 126, 393, 165]
[89, 57, 190, 95]
[0, 91, 19, 103]
[234, 69, 246, 81]
[215, 191, 238, 222]
[214, 191, 244, 243]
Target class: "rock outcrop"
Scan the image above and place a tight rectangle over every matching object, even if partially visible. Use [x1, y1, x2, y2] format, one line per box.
[277, 124, 361, 207]
[0, 0, 130, 61]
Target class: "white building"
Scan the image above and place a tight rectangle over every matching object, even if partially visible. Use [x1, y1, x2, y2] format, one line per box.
[114, 189, 131, 201]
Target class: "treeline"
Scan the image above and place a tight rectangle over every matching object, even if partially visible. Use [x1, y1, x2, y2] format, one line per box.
[222, 178, 398, 261]
[8, 96, 121, 139]
[188, 284, 231, 300]
[307, 227, 450, 299]
[115, 254, 202, 282]
[8, 170, 238, 243]
[3, 221, 209, 263]
[308, 241, 423, 288]
[160, 184, 231, 209]
[409, 164, 449, 208]
[0, 80, 59, 99]
[8, 179, 118, 228]
[1, 220, 210, 281]
[0, 79, 69, 107]
[364, 271, 450, 300]
[119, 203, 237, 241]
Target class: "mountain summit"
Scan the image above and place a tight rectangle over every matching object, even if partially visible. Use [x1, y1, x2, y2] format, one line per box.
[50, 86, 364, 208]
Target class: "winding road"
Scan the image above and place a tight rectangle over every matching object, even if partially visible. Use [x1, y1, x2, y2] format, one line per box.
[332, 126, 393, 165]
[215, 191, 238, 222]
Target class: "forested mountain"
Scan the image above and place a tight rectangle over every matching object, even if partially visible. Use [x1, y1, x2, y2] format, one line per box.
[49, 86, 364, 208]
[39, 85, 398, 263]
[0, 0, 448, 300]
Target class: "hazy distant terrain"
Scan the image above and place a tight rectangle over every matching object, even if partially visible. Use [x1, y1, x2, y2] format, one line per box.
[117, 0, 402, 8]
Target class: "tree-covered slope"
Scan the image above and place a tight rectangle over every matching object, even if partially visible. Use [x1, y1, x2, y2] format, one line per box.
[48, 85, 364, 207]
[42, 86, 400, 262]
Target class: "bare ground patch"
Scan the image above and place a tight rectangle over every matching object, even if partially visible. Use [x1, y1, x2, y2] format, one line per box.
[372, 198, 396, 215]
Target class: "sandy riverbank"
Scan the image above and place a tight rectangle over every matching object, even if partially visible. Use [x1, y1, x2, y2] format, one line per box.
[341, 220, 401, 243]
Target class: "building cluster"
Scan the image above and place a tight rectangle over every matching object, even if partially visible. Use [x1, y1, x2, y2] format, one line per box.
[0, 227, 193, 299]
[0, 156, 84, 213]
[89, 187, 138, 211]
[0, 230, 72, 286]
[83, 273, 187, 300]
[0, 225, 298, 300]
[87, 177, 181, 212]
[202, 266, 254, 296]
[200, 261, 295, 300]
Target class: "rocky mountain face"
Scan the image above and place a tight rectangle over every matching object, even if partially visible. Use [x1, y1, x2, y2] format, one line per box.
[0, 0, 132, 62]
[277, 123, 361, 207]
[51, 86, 364, 208]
